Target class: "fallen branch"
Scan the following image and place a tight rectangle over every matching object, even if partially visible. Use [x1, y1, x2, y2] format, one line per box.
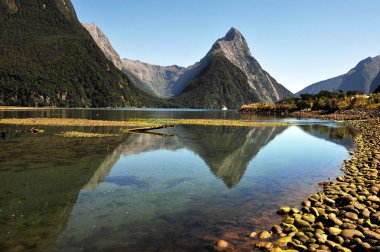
[126, 125, 176, 133]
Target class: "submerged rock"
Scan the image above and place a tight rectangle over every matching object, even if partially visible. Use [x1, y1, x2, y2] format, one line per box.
[277, 207, 291, 215]
[216, 239, 229, 250]
[258, 230, 272, 239]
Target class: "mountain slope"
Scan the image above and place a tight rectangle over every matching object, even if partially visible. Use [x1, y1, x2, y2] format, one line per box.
[370, 71, 380, 93]
[338, 56, 380, 94]
[297, 56, 380, 96]
[295, 75, 344, 96]
[121, 59, 188, 97]
[203, 28, 293, 104]
[170, 28, 294, 108]
[84, 24, 294, 106]
[172, 55, 261, 108]
[375, 85, 380, 93]
[0, 0, 162, 107]
[82, 22, 123, 70]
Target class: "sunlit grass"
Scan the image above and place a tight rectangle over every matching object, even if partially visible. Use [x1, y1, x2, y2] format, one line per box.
[139, 119, 291, 127]
[58, 131, 119, 138]
[0, 118, 291, 128]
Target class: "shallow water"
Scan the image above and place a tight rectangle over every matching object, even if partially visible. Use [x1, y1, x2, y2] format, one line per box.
[0, 110, 358, 251]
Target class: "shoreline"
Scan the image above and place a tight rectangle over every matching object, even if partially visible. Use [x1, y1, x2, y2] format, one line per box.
[0, 106, 64, 110]
[216, 112, 379, 251]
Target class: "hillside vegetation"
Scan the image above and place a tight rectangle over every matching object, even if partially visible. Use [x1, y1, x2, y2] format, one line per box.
[0, 0, 167, 108]
[241, 90, 380, 113]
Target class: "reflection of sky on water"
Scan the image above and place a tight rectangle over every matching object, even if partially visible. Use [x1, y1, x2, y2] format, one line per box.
[50, 125, 353, 252]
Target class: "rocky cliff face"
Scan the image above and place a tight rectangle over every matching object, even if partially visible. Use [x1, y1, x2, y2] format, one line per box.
[82, 22, 123, 70]
[297, 56, 380, 95]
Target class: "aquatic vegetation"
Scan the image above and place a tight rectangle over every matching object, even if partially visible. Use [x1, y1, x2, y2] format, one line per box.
[58, 131, 119, 138]
[135, 118, 291, 127]
[0, 118, 160, 127]
[0, 118, 291, 128]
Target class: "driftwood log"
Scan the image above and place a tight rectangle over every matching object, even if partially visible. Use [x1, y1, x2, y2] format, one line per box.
[127, 125, 176, 137]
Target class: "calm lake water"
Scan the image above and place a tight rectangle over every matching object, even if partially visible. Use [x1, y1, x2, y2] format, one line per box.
[0, 109, 358, 251]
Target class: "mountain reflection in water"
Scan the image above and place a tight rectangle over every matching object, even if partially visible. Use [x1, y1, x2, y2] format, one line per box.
[0, 123, 357, 251]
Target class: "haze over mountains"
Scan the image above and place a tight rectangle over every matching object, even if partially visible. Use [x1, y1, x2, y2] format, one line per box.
[84, 23, 294, 108]
[297, 56, 380, 96]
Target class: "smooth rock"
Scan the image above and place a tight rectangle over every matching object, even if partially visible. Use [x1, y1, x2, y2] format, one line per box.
[216, 239, 229, 250]
[328, 227, 342, 236]
[295, 219, 311, 228]
[340, 229, 365, 239]
[258, 230, 272, 239]
[277, 206, 291, 215]
[255, 241, 273, 249]
[302, 213, 316, 223]
[345, 212, 358, 220]
[249, 232, 257, 238]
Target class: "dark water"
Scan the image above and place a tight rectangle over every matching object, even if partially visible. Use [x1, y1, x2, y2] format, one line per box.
[0, 109, 358, 251]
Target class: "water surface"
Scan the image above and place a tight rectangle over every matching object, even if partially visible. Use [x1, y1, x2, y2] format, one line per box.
[0, 110, 357, 251]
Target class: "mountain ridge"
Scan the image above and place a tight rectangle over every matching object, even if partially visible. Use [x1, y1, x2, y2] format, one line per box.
[84, 24, 294, 107]
[297, 56, 380, 96]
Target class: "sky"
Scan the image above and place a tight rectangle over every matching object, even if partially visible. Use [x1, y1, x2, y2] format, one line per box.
[72, 0, 380, 93]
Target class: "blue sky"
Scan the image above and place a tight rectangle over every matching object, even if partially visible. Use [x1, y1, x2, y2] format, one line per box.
[72, 0, 380, 93]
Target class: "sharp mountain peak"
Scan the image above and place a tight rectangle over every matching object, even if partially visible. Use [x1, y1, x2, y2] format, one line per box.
[224, 27, 243, 41]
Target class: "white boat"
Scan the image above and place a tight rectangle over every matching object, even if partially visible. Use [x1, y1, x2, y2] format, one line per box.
[222, 106, 228, 111]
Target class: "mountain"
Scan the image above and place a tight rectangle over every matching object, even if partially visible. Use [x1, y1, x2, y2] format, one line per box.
[297, 56, 380, 96]
[171, 28, 294, 108]
[121, 60, 189, 97]
[0, 0, 166, 107]
[82, 22, 123, 70]
[83, 24, 294, 107]
[375, 85, 380, 93]
[295, 75, 344, 96]
[370, 71, 380, 93]
[339, 56, 380, 94]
